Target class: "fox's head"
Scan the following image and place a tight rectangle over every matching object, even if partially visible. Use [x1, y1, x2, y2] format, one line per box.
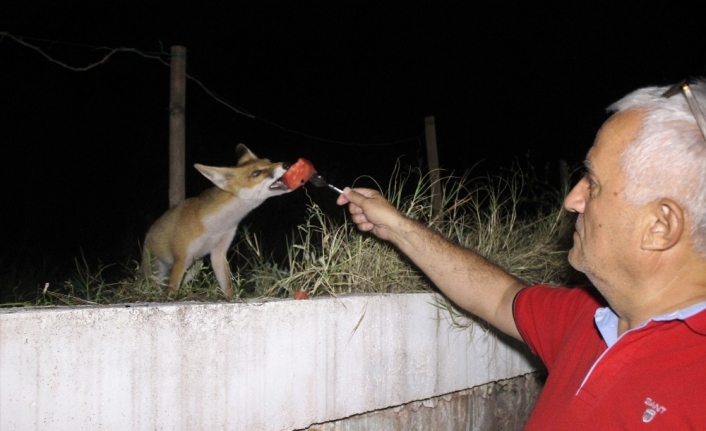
[194, 144, 292, 199]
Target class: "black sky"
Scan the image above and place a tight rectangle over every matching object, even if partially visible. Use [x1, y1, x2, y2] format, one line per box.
[1, 2, 705, 286]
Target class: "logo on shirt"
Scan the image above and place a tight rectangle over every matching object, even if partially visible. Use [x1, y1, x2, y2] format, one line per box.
[642, 398, 667, 423]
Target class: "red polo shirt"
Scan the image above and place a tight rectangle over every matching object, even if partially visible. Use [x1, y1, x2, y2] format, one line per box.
[514, 285, 706, 430]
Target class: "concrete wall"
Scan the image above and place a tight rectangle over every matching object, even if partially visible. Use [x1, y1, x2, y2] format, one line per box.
[0, 293, 539, 430]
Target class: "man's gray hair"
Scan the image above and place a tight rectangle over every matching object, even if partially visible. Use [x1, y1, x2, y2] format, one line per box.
[608, 79, 706, 256]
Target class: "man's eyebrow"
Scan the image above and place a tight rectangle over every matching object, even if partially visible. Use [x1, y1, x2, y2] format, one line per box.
[583, 159, 594, 173]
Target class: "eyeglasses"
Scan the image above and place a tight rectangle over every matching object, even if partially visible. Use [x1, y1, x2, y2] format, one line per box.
[661, 80, 706, 141]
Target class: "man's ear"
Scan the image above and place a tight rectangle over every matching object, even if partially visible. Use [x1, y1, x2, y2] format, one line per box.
[641, 198, 684, 251]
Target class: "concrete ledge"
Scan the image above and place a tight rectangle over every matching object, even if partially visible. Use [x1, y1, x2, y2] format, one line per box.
[0, 293, 539, 430]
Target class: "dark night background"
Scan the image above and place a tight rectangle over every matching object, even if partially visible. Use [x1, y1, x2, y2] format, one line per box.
[1, 2, 705, 294]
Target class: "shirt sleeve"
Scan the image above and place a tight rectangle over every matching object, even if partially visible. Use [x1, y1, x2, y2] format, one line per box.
[513, 285, 603, 370]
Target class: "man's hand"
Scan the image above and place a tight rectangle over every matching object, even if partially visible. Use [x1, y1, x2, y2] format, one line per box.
[336, 187, 403, 242]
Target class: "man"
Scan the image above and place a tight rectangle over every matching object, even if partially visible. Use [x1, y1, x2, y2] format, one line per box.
[337, 79, 706, 429]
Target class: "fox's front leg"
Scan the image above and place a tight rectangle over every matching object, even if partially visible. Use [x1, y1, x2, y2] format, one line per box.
[211, 233, 236, 298]
[211, 252, 233, 298]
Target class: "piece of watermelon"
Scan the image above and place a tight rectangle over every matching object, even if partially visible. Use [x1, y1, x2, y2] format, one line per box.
[293, 290, 310, 300]
[282, 158, 316, 190]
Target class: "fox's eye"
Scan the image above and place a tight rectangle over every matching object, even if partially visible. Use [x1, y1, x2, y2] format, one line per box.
[250, 170, 262, 178]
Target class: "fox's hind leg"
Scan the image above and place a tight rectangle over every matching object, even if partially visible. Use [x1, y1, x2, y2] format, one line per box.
[166, 255, 190, 296]
[142, 250, 171, 283]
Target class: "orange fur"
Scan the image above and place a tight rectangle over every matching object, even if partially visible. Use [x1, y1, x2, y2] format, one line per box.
[141, 144, 291, 298]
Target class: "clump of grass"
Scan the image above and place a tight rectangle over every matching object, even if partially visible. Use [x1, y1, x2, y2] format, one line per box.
[260, 161, 575, 302]
[4, 160, 576, 308]
[252, 199, 428, 298]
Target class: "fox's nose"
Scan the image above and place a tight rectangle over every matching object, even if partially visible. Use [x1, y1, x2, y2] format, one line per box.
[282, 162, 291, 170]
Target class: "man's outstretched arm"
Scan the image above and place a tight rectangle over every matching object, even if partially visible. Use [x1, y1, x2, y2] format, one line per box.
[337, 187, 526, 340]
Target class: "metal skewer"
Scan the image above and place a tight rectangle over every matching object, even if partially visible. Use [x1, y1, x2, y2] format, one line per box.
[309, 173, 344, 194]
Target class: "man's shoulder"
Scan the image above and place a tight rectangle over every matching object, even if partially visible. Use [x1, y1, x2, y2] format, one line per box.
[513, 284, 606, 369]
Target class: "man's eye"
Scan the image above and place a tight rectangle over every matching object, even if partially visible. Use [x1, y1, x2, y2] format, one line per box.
[581, 170, 597, 192]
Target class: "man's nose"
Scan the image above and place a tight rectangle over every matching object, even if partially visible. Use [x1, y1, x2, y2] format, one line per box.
[564, 178, 588, 213]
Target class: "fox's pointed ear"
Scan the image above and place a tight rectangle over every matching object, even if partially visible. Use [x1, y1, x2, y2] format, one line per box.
[194, 164, 233, 190]
[641, 198, 684, 251]
[236, 144, 257, 164]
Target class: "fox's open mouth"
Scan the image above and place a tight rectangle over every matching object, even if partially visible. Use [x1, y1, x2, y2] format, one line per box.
[269, 176, 290, 191]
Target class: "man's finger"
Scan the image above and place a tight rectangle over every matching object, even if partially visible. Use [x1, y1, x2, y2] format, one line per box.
[336, 188, 352, 206]
[344, 188, 377, 206]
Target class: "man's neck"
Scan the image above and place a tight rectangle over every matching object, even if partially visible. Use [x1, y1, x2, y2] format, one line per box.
[615, 280, 706, 335]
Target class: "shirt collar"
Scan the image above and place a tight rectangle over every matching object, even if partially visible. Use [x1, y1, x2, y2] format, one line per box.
[595, 301, 706, 347]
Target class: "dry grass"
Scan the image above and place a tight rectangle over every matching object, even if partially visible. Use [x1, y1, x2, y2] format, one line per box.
[6, 161, 577, 312]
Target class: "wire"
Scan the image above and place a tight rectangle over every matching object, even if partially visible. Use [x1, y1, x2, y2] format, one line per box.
[0, 31, 420, 148]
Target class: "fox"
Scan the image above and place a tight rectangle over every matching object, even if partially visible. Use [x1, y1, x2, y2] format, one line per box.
[141, 144, 292, 298]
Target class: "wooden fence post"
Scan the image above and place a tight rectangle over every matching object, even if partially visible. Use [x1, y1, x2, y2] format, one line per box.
[169, 46, 187, 207]
[424, 116, 442, 218]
